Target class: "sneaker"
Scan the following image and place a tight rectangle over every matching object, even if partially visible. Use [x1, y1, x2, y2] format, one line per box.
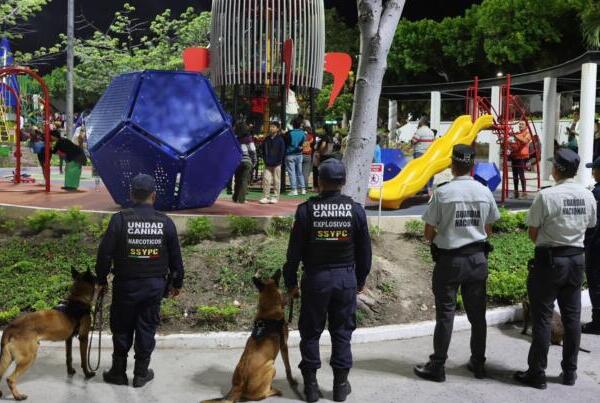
[269, 198, 279, 204]
[289, 190, 298, 196]
[301, 188, 307, 195]
[259, 198, 270, 204]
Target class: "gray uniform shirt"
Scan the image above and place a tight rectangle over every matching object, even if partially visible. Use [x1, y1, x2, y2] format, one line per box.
[527, 179, 597, 248]
[422, 176, 501, 249]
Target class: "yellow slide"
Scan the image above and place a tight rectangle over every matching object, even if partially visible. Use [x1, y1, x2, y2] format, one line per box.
[369, 114, 494, 209]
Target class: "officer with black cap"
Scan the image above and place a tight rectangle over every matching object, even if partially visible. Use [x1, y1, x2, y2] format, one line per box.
[583, 157, 600, 334]
[283, 158, 372, 402]
[96, 173, 184, 388]
[414, 144, 500, 383]
[514, 148, 597, 389]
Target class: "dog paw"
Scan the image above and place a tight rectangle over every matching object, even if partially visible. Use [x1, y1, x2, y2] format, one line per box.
[14, 393, 28, 401]
[67, 368, 76, 376]
[84, 371, 96, 379]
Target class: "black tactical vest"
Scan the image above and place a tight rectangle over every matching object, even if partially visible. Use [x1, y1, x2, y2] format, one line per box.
[304, 194, 355, 267]
[113, 209, 169, 279]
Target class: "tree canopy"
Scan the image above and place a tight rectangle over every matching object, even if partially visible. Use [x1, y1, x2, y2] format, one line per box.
[0, 0, 50, 39]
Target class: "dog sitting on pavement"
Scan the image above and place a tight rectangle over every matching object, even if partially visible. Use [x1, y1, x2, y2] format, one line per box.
[202, 269, 297, 403]
[0, 268, 97, 401]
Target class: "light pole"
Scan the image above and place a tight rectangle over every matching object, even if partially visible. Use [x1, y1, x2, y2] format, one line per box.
[66, 0, 74, 138]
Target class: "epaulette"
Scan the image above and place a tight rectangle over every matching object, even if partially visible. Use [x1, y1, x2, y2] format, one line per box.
[435, 182, 449, 189]
[541, 185, 552, 190]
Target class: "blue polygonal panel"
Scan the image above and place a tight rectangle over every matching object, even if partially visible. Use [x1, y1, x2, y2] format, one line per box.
[381, 148, 408, 181]
[474, 162, 501, 192]
[88, 70, 241, 211]
[131, 71, 228, 155]
[86, 73, 140, 150]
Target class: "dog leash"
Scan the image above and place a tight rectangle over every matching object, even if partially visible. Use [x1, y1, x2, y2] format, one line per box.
[288, 297, 294, 324]
[87, 291, 104, 372]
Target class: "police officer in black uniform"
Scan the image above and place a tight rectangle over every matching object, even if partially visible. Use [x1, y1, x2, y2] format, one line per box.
[96, 174, 184, 388]
[283, 159, 372, 403]
[514, 148, 597, 389]
[583, 157, 600, 334]
[414, 144, 500, 382]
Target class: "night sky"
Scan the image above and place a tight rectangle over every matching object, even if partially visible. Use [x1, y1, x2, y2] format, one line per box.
[14, 0, 481, 54]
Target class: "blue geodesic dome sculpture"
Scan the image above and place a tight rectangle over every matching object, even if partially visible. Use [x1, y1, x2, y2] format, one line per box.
[86, 70, 241, 211]
[381, 148, 408, 181]
[474, 162, 501, 192]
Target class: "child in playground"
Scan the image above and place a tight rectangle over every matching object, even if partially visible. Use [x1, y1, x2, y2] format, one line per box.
[411, 116, 435, 194]
[50, 130, 87, 191]
[260, 122, 286, 204]
[510, 120, 532, 199]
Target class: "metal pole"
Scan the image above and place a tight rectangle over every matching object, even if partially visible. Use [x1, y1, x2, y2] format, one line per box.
[377, 185, 383, 235]
[66, 0, 75, 138]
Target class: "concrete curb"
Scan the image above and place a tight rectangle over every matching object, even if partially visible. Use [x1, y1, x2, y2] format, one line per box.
[4, 294, 588, 350]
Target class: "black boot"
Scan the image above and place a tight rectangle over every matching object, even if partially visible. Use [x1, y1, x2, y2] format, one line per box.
[333, 368, 352, 402]
[467, 360, 487, 379]
[582, 309, 600, 335]
[103, 355, 128, 386]
[414, 361, 445, 382]
[132, 358, 155, 388]
[301, 369, 320, 402]
[513, 370, 547, 390]
[561, 371, 577, 386]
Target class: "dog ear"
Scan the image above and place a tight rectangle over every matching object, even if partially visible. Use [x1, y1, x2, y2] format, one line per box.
[253, 276, 265, 292]
[271, 269, 281, 286]
[71, 267, 79, 279]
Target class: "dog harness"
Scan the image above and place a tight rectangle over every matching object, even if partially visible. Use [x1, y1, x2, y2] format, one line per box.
[54, 300, 91, 336]
[251, 319, 285, 341]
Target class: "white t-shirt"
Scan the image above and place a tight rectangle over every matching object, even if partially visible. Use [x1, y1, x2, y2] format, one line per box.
[412, 126, 435, 154]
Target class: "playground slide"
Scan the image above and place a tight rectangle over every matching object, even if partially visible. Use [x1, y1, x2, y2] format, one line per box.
[369, 114, 494, 209]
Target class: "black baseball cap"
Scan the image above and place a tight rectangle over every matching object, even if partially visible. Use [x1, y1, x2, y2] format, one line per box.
[586, 157, 600, 169]
[548, 148, 580, 173]
[131, 174, 156, 196]
[452, 144, 476, 165]
[319, 159, 346, 183]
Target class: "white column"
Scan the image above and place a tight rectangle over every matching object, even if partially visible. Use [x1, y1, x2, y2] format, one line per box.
[577, 63, 598, 186]
[387, 100, 398, 132]
[489, 86, 501, 166]
[430, 91, 441, 132]
[542, 77, 559, 182]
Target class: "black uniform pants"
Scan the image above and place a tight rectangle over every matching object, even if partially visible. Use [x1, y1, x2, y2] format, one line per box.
[299, 266, 357, 370]
[431, 252, 488, 366]
[586, 251, 600, 322]
[527, 251, 584, 375]
[110, 277, 166, 360]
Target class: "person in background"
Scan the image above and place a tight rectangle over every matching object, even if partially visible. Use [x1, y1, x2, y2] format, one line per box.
[510, 120, 532, 199]
[373, 135, 382, 164]
[50, 129, 86, 191]
[302, 123, 315, 193]
[233, 122, 257, 204]
[593, 119, 600, 161]
[260, 122, 286, 204]
[285, 117, 307, 196]
[411, 116, 435, 194]
[566, 111, 580, 153]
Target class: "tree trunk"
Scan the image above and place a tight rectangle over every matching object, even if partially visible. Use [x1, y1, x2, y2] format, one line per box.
[342, 0, 406, 204]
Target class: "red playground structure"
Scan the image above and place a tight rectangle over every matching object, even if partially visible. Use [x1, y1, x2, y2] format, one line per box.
[466, 76, 541, 202]
[0, 66, 52, 192]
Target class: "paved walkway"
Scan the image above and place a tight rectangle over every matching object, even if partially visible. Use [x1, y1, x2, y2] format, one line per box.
[2, 311, 599, 403]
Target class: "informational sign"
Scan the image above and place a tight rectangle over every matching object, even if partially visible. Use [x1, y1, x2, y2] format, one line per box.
[369, 163, 384, 188]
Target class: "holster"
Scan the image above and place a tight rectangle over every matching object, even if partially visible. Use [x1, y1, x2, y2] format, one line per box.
[483, 241, 494, 259]
[163, 273, 173, 298]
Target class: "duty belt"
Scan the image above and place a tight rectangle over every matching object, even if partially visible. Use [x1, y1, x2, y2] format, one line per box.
[535, 246, 584, 258]
[434, 241, 491, 257]
[303, 264, 355, 274]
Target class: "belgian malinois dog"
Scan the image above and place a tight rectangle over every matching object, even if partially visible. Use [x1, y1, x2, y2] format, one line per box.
[522, 299, 590, 353]
[0, 268, 97, 400]
[202, 269, 297, 403]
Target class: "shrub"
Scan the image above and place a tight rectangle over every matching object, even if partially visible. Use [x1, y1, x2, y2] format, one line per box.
[492, 208, 528, 233]
[0, 208, 16, 234]
[25, 210, 58, 233]
[160, 299, 181, 321]
[195, 305, 240, 324]
[0, 306, 21, 325]
[229, 215, 261, 236]
[254, 237, 287, 275]
[183, 217, 214, 245]
[487, 232, 533, 303]
[268, 216, 294, 235]
[87, 215, 112, 239]
[404, 219, 425, 239]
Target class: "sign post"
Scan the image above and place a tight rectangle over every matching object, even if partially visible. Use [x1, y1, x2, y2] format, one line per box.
[369, 163, 385, 234]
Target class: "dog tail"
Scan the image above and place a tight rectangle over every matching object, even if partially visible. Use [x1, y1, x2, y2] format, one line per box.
[201, 387, 241, 403]
[579, 347, 591, 353]
[0, 332, 13, 379]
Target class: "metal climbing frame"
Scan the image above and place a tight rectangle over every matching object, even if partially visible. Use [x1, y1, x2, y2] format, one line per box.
[0, 82, 22, 182]
[467, 75, 541, 203]
[0, 67, 52, 192]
